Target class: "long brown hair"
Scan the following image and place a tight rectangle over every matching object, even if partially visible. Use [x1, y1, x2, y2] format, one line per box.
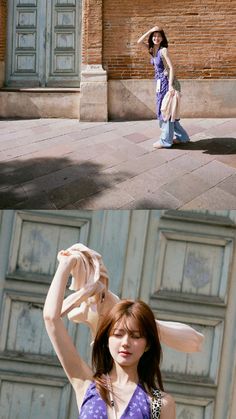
[92, 299, 164, 405]
[148, 29, 168, 55]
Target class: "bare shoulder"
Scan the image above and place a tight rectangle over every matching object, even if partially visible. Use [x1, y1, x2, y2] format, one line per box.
[160, 47, 168, 56]
[160, 392, 176, 419]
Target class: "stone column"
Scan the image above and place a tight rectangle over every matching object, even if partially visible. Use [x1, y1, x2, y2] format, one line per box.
[80, 0, 108, 121]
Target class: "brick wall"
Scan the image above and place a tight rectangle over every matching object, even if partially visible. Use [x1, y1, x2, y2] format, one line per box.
[102, 0, 236, 80]
[0, 0, 7, 61]
[1, 1, 235, 81]
[82, 0, 103, 65]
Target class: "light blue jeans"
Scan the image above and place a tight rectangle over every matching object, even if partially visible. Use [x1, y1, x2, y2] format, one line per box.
[159, 120, 190, 148]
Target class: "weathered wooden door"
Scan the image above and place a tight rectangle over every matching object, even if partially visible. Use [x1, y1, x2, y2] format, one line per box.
[0, 210, 236, 419]
[136, 211, 236, 419]
[6, 0, 82, 87]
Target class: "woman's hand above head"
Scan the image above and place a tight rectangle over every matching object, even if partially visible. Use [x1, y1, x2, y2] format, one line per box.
[151, 26, 162, 32]
[57, 250, 78, 269]
[137, 25, 162, 48]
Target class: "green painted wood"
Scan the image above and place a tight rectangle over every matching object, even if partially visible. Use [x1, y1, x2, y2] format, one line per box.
[1, 210, 236, 419]
[6, 0, 82, 87]
[6, 0, 46, 86]
[121, 210, 150, 300]
[96, 210, 131, 296]
[46, 0, 82, 86]
[139, 211, 236, 418]
[0, 379, 69, 419]
[7, 211, 89, 282]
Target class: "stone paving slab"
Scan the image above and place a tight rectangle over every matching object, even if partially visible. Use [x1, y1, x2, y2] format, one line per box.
[66, 186, 134, 209]
[216, 154, 236, 169]
[160, 173, 213, 204]
[191, 160, 235, 186]
[181, 187, 236, 210]
[0, 117, 236, 209]
[217, 174, 236, 197]
[121, 188, 183, 209]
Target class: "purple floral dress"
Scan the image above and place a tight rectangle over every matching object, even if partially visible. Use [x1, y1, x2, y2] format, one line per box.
[79, 381, 159, 418]
[151, 48, 169, 121]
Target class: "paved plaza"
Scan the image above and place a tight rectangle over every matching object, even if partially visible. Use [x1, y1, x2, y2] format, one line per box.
[0, 117, 236, 209]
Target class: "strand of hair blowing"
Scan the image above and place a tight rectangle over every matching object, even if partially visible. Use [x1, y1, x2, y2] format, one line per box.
[92, 300, 164, 405]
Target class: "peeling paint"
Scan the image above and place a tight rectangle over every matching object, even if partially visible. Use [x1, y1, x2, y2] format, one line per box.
[184, 251, 211, 288]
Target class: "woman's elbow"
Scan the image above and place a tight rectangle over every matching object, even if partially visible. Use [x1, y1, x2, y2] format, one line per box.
[43, 310, 60, 324]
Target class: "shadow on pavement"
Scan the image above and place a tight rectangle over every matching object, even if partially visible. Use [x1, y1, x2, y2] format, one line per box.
[174, 137, 236, 154]
[0, 157, 130, 209]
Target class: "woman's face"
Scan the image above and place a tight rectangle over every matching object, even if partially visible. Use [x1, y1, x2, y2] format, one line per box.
[108, 316, 148, 368]
[152, 31, 163, 46]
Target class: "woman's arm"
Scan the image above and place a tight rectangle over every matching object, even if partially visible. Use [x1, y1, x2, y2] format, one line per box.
[156, 320, 204, 352]
[43, 253, 93, 388]
[161, 47, 175, 91]
[137, 26, 161, 49]
[160, 393, 176, 419]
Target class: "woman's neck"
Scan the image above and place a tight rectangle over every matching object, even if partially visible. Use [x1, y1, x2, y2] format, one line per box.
[153, 45, 161, 56]
[109, 364, 139, 386]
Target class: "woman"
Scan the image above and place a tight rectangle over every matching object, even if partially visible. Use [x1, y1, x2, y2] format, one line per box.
[43, 252, 176, 418]
[137, 26, 190, 149]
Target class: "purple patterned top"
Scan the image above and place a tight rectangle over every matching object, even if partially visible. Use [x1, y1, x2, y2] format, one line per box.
[79, 381, 151, 418]
[151, 48, 169, 120]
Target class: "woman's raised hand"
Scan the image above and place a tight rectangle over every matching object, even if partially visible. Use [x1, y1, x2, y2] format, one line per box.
[151, 26, 161, 32]
[57, 250, 78, 269]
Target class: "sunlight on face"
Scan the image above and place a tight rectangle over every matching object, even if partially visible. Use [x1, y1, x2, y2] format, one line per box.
[152, 31, 163, 45]
[108, 316, 148, 368]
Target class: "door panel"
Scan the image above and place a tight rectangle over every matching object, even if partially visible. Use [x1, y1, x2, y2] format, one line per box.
[0, 377, 70, 419]
[139, 211, 236, 419]
[46, 0, 81, 86]
[6, 0, 81, 87]
[6, 0, 45, 86]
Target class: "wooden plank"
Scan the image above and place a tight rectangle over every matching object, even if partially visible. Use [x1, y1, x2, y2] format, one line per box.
[176, 403, 204, 419]
[139, 210, 162, 301]
[161, 238, 186, 292]
[182, 242, 214, 296]
[98, 210, 130, 295]
[0, 380, 62, 419]
[162, 343, 188, 376]
[185, 324, 213, 378]
[46, 0, 82, 86]
[121, 210, 149, 299]
[17, 221, 60, 275]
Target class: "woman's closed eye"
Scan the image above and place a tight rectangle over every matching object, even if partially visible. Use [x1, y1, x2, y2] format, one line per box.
[112, 329, 142, 339]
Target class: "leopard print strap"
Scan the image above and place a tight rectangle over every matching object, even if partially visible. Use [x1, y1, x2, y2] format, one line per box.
[151, 388, 162, 419]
